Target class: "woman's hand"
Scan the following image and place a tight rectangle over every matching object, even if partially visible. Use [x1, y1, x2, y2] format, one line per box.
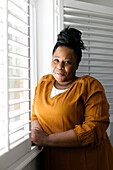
[31, 128, 48, 146]
[31, 119, 48, 149]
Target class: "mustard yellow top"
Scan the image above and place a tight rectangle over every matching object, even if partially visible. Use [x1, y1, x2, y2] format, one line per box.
[31, 74, 113, 170]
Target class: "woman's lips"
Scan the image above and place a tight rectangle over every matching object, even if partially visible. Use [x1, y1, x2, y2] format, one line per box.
[56, 72, 65, 76]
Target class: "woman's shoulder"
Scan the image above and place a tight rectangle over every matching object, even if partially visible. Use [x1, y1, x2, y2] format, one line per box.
[79, 75, 101, 84]
[37, 74, 55, 87]
[79, 75, 104, 91]
[35, 74, 54, 92]
[39, 74, 54, 82]
[80, 75, 97, 81]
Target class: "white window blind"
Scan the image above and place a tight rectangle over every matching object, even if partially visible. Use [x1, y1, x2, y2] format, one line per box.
[55, 0, 113, 134]
[0, 0, 31, 169]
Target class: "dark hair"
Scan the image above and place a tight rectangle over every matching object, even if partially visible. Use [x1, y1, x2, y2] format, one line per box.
[52, 27, 85, 65]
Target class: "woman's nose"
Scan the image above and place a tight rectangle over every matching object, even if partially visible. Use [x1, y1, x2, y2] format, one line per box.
[57, 62, 64, 69]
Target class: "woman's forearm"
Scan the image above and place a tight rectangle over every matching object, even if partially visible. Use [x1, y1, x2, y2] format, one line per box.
[31, 120, 80, 147]
[46, 129, 80, 147]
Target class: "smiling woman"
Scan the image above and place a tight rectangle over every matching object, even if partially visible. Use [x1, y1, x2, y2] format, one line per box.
[31, 27, 113, 170]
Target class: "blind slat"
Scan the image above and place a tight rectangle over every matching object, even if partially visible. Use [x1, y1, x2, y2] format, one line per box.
[8, 65, 30, 70]
[8, 77, 30, 80]
[64, 22, 113, 32]
[84, 45, 113, 50]
[8, 26, 29, 38]
[64, 7, 113, 19]
[79, 64, 113, 68]
[83, 38, 113, 44]
[9, 120, 31, 132]
[82, 57, 113, 62]
[9, 99, 31, 105]
[10, 131, 30, 145]
[83, 51, 113, 56]
[9, 88, 30, 92]
[9, 110, 30, 118]
[64, 14, 113, 26]
[8, 52, 30, 59]
[8, 39, 30, 48]
[9, 0, 29, 15]
[77, 71, 113, 74]
[82, 30, 113, 38]
[8, 12, 29, 26]
[8, 25, 29, 37]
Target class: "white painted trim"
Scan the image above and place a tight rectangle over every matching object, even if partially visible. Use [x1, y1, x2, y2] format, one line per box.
[7, 146, 43, 170]
[59, 0, 64, 31]
[0, 139, 31, 170]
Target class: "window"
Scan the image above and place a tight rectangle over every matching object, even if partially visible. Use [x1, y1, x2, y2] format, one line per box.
[0, 0, 36, 169]
[55, 0, 113, 136]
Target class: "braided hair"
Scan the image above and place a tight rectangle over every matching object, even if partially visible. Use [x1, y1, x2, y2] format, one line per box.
[52, 27, 85, 65]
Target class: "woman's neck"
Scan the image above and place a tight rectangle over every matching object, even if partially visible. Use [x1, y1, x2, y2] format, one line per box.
[55, 77, 77, 90]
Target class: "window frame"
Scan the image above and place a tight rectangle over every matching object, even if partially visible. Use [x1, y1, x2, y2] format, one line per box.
[0, 1, 38, 169]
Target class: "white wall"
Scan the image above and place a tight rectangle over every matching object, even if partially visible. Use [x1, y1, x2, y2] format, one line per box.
[36, 0, 54, 81]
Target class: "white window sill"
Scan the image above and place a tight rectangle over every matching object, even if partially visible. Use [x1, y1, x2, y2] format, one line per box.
[7, 146, 42, 170]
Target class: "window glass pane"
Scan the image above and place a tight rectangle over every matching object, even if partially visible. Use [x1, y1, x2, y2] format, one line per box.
[9, 80, 29, 89]
[8, 44, 28, 56]
[8, 31, 28, 46]
[8, 55, 29, 68]
[8, 68, 29, 78]
[9, 101, 30, 113]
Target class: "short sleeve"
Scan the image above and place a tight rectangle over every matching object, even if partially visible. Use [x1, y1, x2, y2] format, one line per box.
[74, 77, 110, 147]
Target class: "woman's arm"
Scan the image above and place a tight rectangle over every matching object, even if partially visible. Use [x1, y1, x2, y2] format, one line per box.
[74, 77, 110, 147]
[47, 129, 80, 147]
[31, 120, 43, 148]
[31, 128, 80, 147]
[31, 119, 42, 130]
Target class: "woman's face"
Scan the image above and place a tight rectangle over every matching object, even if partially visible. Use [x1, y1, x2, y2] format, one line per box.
[51, 46, 78, 84]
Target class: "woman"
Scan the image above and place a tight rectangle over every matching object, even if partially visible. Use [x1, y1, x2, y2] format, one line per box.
[31, 27, 113, 170]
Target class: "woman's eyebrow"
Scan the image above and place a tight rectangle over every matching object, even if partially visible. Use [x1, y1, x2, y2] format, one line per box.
[53, 56, 72, 59]
[65, 57, 72, 59]
[53, 56, 60, 58]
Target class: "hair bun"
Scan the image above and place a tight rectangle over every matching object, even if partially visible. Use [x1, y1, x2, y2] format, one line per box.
[57, 26, 85, 50]
[52, 26, 85, 64]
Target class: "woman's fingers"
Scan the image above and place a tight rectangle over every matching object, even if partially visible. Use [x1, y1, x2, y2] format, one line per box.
[31, 129, 48, 146]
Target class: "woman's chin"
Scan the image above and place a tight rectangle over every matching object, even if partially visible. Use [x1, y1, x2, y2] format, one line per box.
[56, 78, 65, 83]
[54, 75, 65, 83]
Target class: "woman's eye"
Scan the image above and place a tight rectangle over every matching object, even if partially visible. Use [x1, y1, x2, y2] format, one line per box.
[54, 59, 59, 63]
[65, 61, 71, 64]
